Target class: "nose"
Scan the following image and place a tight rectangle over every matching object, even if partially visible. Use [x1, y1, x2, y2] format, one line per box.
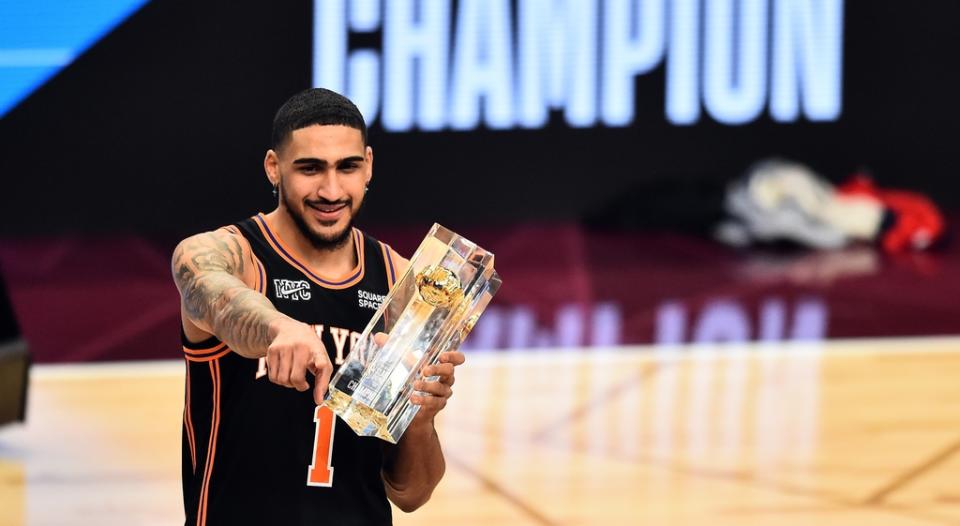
[315, 167, 345, 201]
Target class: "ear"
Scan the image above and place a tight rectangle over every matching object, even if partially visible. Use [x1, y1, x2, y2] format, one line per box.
[364, 145, 374, 187]
[264, 149, 280, 186]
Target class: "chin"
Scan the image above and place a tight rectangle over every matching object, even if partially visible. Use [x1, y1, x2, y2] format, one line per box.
[311, 216, 348, 235]
[306, 217, 353, 248]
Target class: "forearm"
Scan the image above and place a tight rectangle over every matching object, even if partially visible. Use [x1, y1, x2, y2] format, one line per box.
[173, 232, 289, 358]
[382, 420, 445, 512]
[194, 275, 288, 358]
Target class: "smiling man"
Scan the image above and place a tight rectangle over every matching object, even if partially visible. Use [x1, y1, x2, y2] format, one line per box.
[172, 88, 462, 525]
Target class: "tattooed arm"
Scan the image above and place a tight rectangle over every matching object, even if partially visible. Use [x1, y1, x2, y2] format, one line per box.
[172, 231, 333, 401]
[173, 231, 274, 354]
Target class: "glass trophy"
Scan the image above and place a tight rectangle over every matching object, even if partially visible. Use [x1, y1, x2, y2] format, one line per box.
[323, 224, 501, 443]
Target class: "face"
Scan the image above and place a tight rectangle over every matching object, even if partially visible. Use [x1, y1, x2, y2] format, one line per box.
[265, 125, 372, 251]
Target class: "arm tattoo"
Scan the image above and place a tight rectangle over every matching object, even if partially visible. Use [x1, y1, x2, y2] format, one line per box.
[172, 232, 283, 357]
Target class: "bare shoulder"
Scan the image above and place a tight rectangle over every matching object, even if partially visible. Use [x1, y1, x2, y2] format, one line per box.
[393, 253, 411, 278]
[172, 228, 257, 290]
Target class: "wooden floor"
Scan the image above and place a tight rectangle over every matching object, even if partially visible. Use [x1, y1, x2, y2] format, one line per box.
[2, 338, 960, 525]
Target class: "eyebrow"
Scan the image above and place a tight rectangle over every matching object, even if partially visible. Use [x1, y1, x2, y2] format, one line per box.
[292, 156, 365, 166]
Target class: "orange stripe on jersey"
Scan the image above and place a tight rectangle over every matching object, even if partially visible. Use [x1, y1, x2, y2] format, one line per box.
[183, 342, 229, 359]
[197, 359, 222, 526]
[183, 341, 226, 355]
[252, 213, 366, 290]
[183, 361, 197, 473]
[184, 347, 231, 362]
[253, 253, 267, 295]
[380, 242, 398, 289]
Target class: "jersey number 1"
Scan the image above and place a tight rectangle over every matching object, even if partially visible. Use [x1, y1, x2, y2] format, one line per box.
[306, 405, 335, 487]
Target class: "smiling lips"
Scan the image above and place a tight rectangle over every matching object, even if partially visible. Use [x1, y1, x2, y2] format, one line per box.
[308, 202, 348, 222]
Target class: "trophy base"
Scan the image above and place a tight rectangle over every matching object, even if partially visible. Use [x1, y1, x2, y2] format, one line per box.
[325, 387, 397, 444]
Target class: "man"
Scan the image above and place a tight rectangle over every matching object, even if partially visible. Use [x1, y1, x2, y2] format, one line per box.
[172, 88, 462, 525]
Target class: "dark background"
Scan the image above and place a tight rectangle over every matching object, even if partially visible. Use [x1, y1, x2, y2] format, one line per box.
[1, 0, 958, 237]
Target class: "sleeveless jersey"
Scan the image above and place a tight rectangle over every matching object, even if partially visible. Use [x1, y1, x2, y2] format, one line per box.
[181, 214, 401, 526]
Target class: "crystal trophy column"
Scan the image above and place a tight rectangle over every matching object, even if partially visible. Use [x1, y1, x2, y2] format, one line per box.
[323, 224, 501, 443]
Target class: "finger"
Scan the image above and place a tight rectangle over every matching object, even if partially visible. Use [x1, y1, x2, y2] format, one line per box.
[415, 380, 452, 399]
[438, 351, 465, 366]
[373, 332, 389, 346]
[411, 394, 447, 413]
[422, 363, 455, 382]
[277, 347, 293, 387]
[313, 354, 333, 405]
[409, 394, 432, 406]
[420, 363, 442, 377]
[267, 348, 280, 384]
[290, 350, 310, 392]
[442, 372, 456, 387]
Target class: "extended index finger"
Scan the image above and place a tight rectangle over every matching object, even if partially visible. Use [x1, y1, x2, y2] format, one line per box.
[312, 363, 332, 405]
[309, 344, 333, 404]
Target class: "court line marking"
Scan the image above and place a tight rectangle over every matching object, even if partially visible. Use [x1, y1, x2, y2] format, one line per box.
[445, 452, 558, 526]
[863, 436, 960, 505]
[528, 362, 661, 441]
[550, 446, 960, 526]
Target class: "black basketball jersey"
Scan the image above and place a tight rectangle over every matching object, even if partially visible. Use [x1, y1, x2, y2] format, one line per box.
[181, 214, 401, 526]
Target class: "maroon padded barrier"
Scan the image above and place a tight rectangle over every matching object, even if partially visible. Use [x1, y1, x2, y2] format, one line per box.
[1, 219, 958, 363]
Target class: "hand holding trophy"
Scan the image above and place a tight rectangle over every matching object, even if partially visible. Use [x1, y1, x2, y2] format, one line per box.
[323, 224, 501, 443]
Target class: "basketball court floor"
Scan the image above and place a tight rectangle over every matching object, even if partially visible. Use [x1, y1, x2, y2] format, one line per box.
[1, 337, 959, 525]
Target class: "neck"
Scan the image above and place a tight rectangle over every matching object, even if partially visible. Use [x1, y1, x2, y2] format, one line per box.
[263, 208, 358, 276]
